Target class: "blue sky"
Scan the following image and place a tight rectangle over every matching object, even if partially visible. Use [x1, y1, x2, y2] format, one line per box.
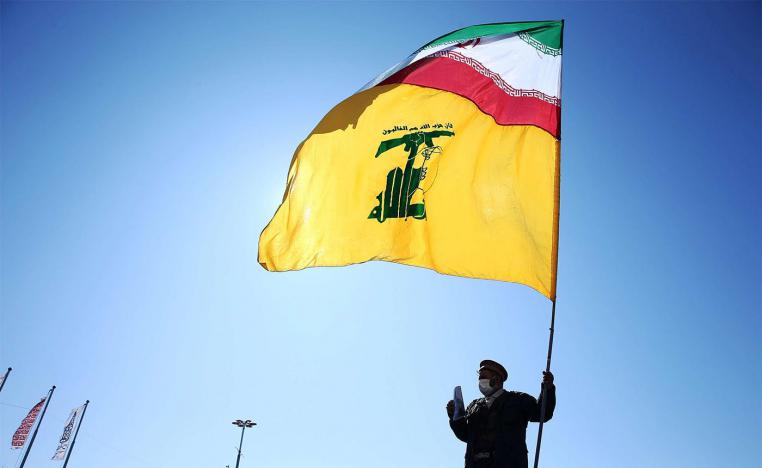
[1, 2, 760, 468]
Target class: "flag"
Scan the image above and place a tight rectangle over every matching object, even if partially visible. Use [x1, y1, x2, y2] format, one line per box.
[259, 21, 563, 299]
[11, 398, 46, 449]
[52, 405, 83, 460]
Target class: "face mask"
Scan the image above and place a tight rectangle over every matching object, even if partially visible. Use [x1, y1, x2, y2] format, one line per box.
[478, 379, 495, 396]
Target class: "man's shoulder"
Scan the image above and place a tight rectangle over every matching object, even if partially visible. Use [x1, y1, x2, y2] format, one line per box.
[466, 398, 485, 409]
[501, 390, 535, 403]
[465, 398, 485, 414]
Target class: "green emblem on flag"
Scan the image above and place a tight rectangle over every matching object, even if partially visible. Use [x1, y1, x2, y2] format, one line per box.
[369, 130, 454, 223]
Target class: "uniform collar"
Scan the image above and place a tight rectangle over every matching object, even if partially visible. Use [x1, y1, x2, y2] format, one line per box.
[484, 388, 505, 407]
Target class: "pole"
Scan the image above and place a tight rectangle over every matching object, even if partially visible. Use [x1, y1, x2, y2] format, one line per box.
[20, 385, 55, 468]
[532, 300, 556, 468]
[0, 367, 11, 393]
[533, 42, 563, 465]
[62, 400, 89, 468]
[235, 425, 246, 468]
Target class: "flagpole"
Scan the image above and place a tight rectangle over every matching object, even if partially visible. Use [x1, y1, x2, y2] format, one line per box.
[19, 385, 55, 468]
[62, 400, 89, 468]
[532, 299, 556, 468]
[0, 367, 11, 393]
[533, 39, 563, 466]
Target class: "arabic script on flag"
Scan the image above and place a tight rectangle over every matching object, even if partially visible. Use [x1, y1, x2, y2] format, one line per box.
[52, 406, 82, 460]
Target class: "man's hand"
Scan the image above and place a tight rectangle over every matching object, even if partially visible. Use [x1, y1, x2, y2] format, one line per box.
[446, 400, 454, 419]
[542, 371, 554, 387]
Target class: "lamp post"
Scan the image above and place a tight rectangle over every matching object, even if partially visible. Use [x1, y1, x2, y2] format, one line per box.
[231, 419, 256, 468]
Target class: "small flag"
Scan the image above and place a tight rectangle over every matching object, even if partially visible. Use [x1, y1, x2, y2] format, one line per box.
[0, 368, 12, 394]
[52, 405, 83, 460]
[11, 398, 46, 449]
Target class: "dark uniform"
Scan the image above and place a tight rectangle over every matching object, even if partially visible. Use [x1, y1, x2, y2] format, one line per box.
[449, 387, 556, 468]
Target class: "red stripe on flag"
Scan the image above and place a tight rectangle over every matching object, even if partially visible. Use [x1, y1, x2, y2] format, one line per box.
[379, 56, 561, 139]
[11, 399, 45, 448]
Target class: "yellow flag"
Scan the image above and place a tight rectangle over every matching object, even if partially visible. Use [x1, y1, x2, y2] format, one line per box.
[259, 22, 562, 299]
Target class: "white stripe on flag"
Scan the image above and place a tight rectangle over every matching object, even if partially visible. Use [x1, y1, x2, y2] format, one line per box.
[359, 33, 562, 98]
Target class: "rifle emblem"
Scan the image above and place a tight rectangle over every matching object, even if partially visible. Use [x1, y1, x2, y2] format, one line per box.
[369, 129, 454, 223]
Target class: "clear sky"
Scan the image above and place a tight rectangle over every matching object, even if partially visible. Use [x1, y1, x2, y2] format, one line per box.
[1, 2, 760, 468]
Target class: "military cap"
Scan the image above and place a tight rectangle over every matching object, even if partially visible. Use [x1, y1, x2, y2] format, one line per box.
[479, 359, 508, 382]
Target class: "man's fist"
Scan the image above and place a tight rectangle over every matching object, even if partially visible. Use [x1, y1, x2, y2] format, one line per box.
[446, 400, 454, 419]
[542, 371, 554, 387]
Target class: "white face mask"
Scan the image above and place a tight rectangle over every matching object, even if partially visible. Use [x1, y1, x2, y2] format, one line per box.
[478, 379, 495, 396]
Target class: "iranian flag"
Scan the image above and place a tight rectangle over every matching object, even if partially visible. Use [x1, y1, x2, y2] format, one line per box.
[260, 21, 563, 299]
[362, 22, 562, 138]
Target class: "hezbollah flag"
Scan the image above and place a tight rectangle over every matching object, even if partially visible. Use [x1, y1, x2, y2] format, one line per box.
[259, 21, 563, 299]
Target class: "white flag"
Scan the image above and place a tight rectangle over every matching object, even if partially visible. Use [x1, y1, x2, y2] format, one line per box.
[51, 406, 82, 460]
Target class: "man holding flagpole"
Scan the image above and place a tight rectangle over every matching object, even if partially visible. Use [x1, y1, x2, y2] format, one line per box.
[258, 20, 564, 466]
[446, 360, 555, 468]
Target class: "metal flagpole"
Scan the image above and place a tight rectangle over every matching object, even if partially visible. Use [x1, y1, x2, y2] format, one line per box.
[62, 400, 89, 468]
[532, 300, 556, 468]
[0, 367, 11, 393]
[20, 385, 56, 468]
[533, 64, 562, 467]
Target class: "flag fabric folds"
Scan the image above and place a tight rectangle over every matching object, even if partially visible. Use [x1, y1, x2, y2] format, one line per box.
[11, 398, 46, 449]
[259, 21, 563, 299]
[52, 405, 83, 460]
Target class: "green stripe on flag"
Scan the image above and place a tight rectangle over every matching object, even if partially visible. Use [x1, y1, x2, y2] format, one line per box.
[419, 20, 563, 54]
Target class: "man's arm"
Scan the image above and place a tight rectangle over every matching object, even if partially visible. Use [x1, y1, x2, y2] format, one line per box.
[446, 400, 470, 442]
[526, 371, 556, 423]
[449, 417, 469, 442]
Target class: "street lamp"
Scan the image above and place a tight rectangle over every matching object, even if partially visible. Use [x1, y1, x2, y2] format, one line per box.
[231, 419, 256, 468]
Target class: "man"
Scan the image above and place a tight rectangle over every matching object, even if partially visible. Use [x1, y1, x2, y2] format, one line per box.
[446, 360, 556, 468]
